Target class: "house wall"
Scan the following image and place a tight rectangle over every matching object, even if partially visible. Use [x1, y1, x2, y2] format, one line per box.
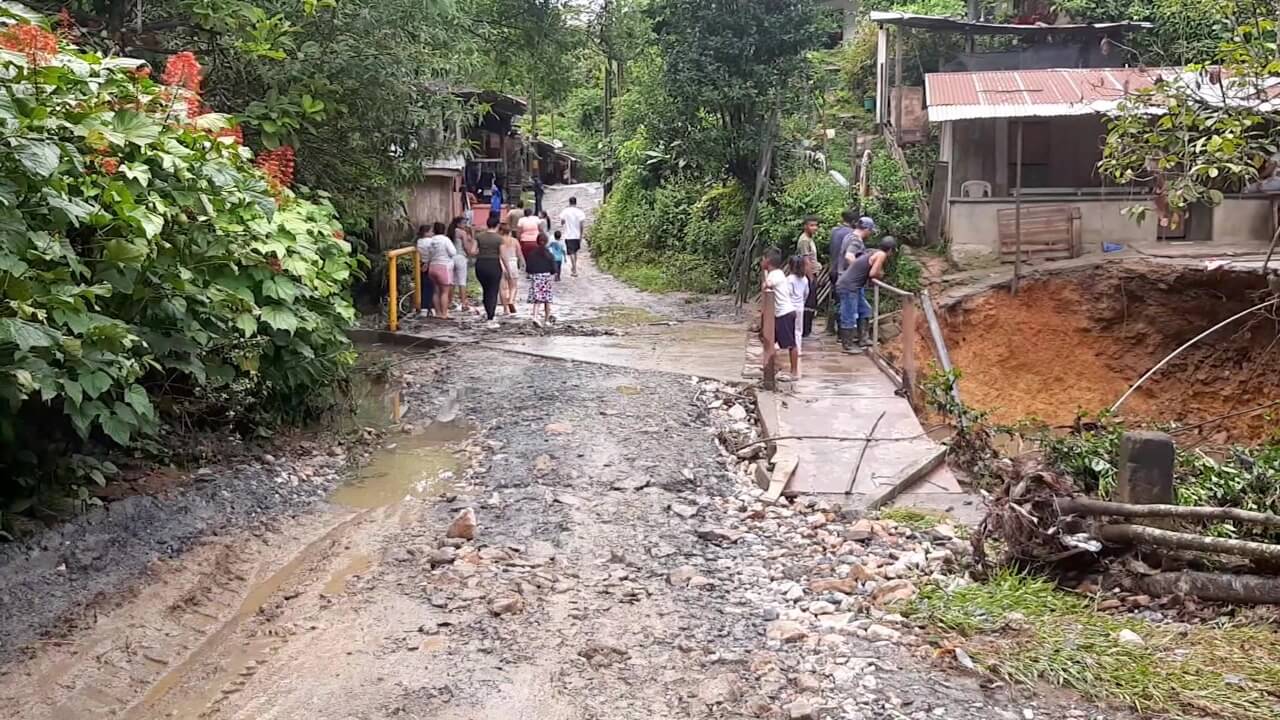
[946, 116, 1107, 196]
[947, 196, 1275, 266]
[406, 172, 462, 230]
[1215, 198, 1274, 244]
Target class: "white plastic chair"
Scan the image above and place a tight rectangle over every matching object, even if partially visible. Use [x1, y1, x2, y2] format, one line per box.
[961, 180, 992, 198]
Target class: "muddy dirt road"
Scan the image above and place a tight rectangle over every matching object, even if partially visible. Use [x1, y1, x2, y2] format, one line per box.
[0, 185, 1120, 720]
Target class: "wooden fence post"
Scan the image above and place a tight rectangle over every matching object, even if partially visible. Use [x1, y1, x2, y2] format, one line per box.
[900, 294, 917, 407]
[761, 288, 776, 390]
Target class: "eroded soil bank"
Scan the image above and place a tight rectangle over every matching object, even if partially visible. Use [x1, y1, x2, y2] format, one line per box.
[940, 263, 1279, 442]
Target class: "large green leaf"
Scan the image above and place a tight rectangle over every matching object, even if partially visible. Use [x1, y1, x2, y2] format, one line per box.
[262, 275, 297, 302]
[78, 370, 112, 399]
[110, 110, 162, 147]
[99, 412, 134, 445]
[234, 312, 259, 337]
[0, 317, 60, 350]
[44, 192, 97, 227]
[10, 138, 60, 178]
[260, 305, 298, 333]
[124, 384, 155, 420]
[131, 209, 164, 239]
[104, 238, 148, 265]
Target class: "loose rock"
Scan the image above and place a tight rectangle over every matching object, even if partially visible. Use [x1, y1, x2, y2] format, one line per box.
[446, 508, 477, 540]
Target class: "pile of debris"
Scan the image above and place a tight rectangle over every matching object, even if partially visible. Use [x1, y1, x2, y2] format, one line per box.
[977, 431, 1280, 606]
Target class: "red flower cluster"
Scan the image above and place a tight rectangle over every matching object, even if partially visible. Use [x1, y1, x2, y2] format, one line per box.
[256, 145, 296, 188]
[215, 125, 244, 145]
[161, 51, 202, 93]
[332, 229, 345, 241]
[0, 24, 60, 67]
[99, 157, 120, 175]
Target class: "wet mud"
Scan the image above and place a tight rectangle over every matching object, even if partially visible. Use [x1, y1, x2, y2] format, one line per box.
[940, 263, 1280, 443]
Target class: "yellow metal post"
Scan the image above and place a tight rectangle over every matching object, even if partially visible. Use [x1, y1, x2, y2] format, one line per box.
[413, 253, 422, 313]
[388, 255, 399, 332]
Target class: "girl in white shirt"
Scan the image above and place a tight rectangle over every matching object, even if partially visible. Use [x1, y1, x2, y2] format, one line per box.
[416, 222, 456, 319]
[786, 255, 810, 367]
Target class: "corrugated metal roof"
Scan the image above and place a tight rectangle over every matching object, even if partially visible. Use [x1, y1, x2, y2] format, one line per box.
[869, 11, 1151, 35]
[925, 68, 1162, 121]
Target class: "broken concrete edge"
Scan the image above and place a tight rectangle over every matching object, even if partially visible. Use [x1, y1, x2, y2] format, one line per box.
[864, 446, 949, 511]
[347, 328, 460, 351]
[749, 388, 782, 460]
[765, 454, 799, 503]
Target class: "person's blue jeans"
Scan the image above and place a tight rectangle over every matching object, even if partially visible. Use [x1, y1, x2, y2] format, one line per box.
[837, 288, 873, 329]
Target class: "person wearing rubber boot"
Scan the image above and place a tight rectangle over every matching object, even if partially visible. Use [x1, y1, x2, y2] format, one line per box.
[836, 237, 896, 352]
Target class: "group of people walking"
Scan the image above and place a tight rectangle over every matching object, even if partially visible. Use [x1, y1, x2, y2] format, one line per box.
[415, 195, 587, 329]
[759, 210, 898, 380]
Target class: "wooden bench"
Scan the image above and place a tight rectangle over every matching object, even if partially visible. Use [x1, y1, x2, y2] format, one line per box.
[997, 205, 1082, 262]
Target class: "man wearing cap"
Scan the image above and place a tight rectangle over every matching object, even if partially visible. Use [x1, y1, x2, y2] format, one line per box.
[826, 210, 856, 334]
[836, 236, 897, 352]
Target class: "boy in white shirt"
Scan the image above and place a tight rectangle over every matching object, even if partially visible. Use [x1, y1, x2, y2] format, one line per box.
[559, 196, 587, 277]
[759, 248, 799, 381]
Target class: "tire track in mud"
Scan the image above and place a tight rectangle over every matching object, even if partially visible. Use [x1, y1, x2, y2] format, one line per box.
[0, 506, 378, 719]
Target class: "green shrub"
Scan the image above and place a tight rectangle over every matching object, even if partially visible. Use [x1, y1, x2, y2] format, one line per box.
[864, 144, 924, 244]
[758, 168, 851, 257]
[684, 182, 746, 260]
[0, 19, 357, 511]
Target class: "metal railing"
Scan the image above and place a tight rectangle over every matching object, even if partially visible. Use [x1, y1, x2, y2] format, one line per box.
[386, 246, 422, 332]
[869, 279, 960, 408]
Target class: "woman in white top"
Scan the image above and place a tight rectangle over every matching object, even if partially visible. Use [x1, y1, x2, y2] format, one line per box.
[416, 222, 456, 319]
[446, 216, 476, 312]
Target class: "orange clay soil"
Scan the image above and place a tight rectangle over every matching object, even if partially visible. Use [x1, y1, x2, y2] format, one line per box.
[938, 264, 1280, 444]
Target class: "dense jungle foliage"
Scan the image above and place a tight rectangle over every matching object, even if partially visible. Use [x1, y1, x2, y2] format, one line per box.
[0, 10, 358, 526]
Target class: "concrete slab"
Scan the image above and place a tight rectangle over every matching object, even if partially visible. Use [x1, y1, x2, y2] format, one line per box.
[749, 328, 963, 508]
[483, 322, 746, 381]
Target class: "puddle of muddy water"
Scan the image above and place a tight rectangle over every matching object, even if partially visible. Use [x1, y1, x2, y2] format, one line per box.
[328, 421, 470, 509]
[322, 553, 372, 595]
[588, 304, 665, 327]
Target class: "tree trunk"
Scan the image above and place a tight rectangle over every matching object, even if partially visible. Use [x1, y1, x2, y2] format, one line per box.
[1133, 570, 1280, 604]
[1100, 523, 1280, 563]
[1057, 497, 1280, 528]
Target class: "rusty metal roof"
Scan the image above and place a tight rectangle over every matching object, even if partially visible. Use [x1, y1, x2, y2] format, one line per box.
[925, 68, 1163, 121]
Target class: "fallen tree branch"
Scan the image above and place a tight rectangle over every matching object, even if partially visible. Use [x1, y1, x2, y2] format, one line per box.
[1168, 398, 1280, 435]
[1132, 570, 1280, 605]
[733, 428, 938, 455]
[1099, 523, 1280, 563]
[1057, 497, 1280, 528]
[845, 411, 887, 495]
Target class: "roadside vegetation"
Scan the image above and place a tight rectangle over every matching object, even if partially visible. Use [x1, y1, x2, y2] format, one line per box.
[0, 12, 358, 531]
[909, 572, 1280, 720]
[0, 0, 595, 530]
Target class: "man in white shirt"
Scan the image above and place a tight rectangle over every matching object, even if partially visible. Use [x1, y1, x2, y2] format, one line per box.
[559, 196, 587, 277]
[759, 247, 799, 381]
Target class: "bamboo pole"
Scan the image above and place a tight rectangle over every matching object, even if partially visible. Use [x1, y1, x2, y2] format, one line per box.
[1012, 120, 1023, 296]
[1111, 297, 1280, 411]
